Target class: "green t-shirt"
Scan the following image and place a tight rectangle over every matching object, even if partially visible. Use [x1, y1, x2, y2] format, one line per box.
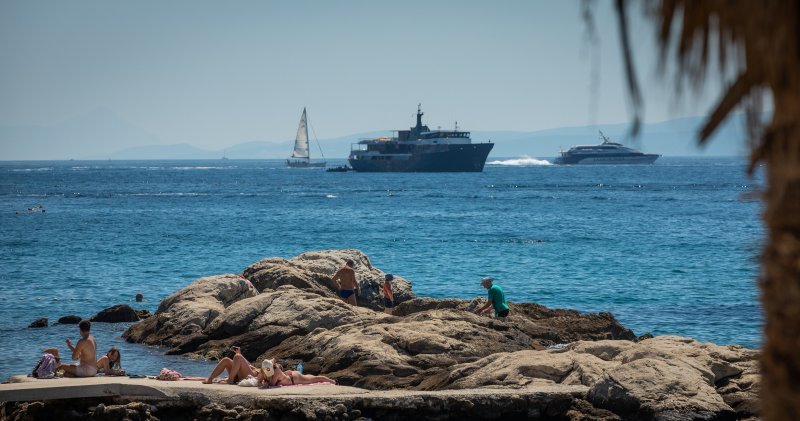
[488, 284, 509, 316]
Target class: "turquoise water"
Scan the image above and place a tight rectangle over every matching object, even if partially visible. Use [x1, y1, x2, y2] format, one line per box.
[0, 157, 764, 379]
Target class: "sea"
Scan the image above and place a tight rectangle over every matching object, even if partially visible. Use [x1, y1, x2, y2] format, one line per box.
[0, 157, 764, 380]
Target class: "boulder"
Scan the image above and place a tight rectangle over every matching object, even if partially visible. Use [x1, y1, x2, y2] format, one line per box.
[123, 274, 258, 348]
[243, 249, 415, 311]
[91, 305, 140, 323]
[57, 315, 82, 324]
[28, 318, 48, 328]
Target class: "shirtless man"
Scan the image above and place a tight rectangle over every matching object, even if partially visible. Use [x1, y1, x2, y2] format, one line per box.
[332, 260, 359, 305]
[59, 320, 98, 377]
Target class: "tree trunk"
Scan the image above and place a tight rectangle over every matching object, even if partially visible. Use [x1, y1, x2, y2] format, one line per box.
[761, 116, 800, 419]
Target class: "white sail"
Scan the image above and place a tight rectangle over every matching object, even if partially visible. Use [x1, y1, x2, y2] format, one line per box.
[291, 108, 310, 159]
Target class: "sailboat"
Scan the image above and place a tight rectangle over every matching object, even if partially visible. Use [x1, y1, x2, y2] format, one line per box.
[287, 108, 326, 168]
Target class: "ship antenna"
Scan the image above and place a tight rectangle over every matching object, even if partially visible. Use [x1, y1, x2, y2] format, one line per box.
[454, 120, 458, 132]
[415, 103, 424, 130]
[599, 130, 610, 144]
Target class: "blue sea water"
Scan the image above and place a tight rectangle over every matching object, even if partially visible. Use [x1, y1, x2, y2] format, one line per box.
[0, 157, 764, 380]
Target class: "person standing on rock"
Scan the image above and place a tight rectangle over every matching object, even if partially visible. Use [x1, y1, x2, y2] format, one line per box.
[475, 277, 510, 321]
[332, 260, 359, 306]
[58, 320, 98, 377]
[382, 273, 395, 314]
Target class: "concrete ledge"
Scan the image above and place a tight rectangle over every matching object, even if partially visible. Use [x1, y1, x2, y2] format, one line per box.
[0, 375, 587, 406]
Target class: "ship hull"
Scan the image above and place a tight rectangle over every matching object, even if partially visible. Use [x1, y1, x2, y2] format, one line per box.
[348, 143, 494, 172]
[555, 154, 660, 165]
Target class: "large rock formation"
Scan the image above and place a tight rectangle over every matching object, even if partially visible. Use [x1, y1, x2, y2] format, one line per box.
[122, 249, 760, 420]
[124, 274, 258, 348]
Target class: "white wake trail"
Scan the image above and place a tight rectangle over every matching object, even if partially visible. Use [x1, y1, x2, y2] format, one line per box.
[488, 155, 552, 166]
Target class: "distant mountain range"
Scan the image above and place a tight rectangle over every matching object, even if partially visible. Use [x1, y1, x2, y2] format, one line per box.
[0, 108, 748, 160]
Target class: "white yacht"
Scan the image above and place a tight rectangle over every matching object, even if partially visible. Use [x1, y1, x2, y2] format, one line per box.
[555, 131, 660, 165]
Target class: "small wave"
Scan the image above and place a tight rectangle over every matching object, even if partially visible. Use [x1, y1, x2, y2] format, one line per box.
[488, 156, 551, 166]
[11, 167, 53, 172]
[326, 194, 337, 199]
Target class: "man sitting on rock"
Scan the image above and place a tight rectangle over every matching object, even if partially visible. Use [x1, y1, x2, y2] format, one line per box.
[58, 320, 98, 377]
[332, 260, 359, 306]
[475, 277, 510, 321]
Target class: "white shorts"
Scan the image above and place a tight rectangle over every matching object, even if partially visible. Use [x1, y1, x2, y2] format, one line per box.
[75, 363, 98, 377]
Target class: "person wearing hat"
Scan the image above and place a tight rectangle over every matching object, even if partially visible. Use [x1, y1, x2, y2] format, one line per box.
[382, 274, 395, 314]
[475, 277, 510, 320]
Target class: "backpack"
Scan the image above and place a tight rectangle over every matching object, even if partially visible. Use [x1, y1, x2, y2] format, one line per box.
[32, 353, 58, 378]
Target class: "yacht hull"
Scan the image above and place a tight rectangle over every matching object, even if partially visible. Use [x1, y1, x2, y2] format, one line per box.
[555, 154, 660, 165]
[349, 143, 493, 172]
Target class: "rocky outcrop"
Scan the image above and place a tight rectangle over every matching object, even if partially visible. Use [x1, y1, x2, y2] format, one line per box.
[243, 249, 415, 311]
[56, 315, 82, 324]
[425, 336, 760, 420]
[123, 274, 258, 348]
[120, 249, 761, 420]
[91, 305, 140, 323]
[27, 318, 47, 328]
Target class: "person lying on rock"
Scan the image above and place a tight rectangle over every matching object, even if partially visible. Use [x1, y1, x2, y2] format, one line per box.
[96, 347, 124, 375]
[332, 259, 359, 306]
[475, 277, 510, 321]
[203, 346, 258, 384]
[58, 320, 99, 377]
[258, 359, 336, 387]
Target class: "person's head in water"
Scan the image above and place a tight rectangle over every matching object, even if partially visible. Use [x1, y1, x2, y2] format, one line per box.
[346, 260, 354, 268]
[480, 277, 493, 289]
[107, 347, 122, 369]
[79, 320, 91, 338]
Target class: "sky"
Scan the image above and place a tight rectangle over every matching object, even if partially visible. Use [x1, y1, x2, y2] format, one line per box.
[0, 0, 728, 154]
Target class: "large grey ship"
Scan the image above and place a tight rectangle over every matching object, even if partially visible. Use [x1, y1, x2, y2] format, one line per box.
[348, 105, 493, 172]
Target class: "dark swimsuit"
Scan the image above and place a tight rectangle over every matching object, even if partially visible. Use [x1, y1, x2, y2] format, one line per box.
[339, 289, 355, 298]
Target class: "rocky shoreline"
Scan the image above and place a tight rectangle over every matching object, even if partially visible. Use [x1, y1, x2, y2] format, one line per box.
[2, 250, 760, 420]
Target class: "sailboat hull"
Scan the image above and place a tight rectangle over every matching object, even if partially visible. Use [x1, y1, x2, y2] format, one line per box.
[286, 160, 326, 168]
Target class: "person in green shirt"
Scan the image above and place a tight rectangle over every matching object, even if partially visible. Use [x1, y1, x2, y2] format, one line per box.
[475, 277, 510, 320]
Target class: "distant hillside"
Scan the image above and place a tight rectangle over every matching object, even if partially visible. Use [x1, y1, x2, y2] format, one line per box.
[0, 108, 747, 160]
[0, 108, 161, 160]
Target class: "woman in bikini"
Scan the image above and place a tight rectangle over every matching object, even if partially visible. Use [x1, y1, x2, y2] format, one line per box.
[203, 346, 258, 384]
[258, 359, 336, 387]
[96, 347, 124, 375]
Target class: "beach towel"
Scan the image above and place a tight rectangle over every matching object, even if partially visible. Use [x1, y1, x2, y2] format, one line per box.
[238, 376, 259, 387]
[156, 368, 182, 381]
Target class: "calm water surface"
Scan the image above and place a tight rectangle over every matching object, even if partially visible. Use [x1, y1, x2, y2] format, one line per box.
[0, 157, 764, 379]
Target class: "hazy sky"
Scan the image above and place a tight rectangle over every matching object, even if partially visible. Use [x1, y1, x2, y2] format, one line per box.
[0, 0, 725, 150]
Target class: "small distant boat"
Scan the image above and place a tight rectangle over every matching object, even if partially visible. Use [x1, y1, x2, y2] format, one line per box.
[326, 165, 352, 173]
[287, 108, 326, 168]
[555, 131, 660, 165]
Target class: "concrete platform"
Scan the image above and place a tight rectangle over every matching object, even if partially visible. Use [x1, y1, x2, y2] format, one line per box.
[0, 375, 588, 407]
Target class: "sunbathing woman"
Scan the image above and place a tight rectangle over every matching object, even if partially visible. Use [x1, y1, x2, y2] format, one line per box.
[258, 359, 336, 387]
[203, 346, 258, 384]
[96, 347, 124, 375]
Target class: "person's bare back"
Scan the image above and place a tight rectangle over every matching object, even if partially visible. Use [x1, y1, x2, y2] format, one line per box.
[60, 320, 98, 377]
